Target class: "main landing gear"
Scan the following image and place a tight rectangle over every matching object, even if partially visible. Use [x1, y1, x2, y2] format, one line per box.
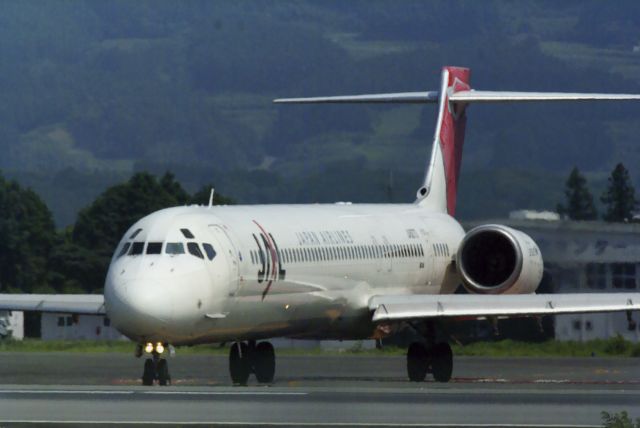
[229, 340, 276, 385]
[406, 341, 453, 382]
[138, 342, 171, 386]
[406, 320, 453, 383]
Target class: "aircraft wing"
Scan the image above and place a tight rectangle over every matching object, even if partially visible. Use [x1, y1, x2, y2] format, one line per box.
[0, 294, 106, 315]
[369, 293, 640, 323]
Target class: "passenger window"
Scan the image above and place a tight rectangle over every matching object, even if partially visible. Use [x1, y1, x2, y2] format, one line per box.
[147, 242, 163, 254]
[166, 242, 185, 255]
[129, 242, 145, 255]
[188, 242, 204, 259]
[129, 228, 142, 239]
[202, 243, 216, 260]
[180, 228, 195, 239]
[117, 242, 131, 258]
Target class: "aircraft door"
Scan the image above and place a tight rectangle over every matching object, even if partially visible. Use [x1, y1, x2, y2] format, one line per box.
[420, 228, 436, 288]
[208, 224, 240, 296]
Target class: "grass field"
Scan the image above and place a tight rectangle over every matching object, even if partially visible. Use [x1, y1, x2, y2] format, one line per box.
[1, 336, 639, 358]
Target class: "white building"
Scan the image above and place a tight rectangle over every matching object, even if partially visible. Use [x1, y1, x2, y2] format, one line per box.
[41, 314, 126, 340]
[0, 310, 24, 340]
[466, 218, 640, 342]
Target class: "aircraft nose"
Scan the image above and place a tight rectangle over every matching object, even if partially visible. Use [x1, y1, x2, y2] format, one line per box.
[105, 277, 174, 339]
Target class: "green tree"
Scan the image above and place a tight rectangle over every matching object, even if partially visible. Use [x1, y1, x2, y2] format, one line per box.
[0, 175, 56, 293]
[601, 410, 640, 428]
[64, 172, 233, 292]
[70, 172, 191, 292]
[556, 167, 597, 220]
[601, 163, 637, 222]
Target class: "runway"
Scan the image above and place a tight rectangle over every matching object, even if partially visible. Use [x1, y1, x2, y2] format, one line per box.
[0, 352, 639, 426]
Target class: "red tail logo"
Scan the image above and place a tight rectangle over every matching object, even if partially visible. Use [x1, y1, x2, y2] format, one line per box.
[439, 67, 470, 216]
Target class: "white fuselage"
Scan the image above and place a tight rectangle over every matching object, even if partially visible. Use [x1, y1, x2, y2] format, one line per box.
[104, 203, 465, 345]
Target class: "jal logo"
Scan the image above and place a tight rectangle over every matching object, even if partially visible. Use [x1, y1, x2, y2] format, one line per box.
[252, 221, 286, 300]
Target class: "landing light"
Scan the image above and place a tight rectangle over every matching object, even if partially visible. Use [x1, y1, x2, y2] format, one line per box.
[155, 342, 165, 354]
[144, 342, 154, 354]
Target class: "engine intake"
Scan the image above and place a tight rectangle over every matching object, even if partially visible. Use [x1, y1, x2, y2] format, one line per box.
[457, 225, 543, 294]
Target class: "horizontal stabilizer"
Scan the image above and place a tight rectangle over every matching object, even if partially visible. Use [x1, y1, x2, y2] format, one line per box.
[274, 91, 439, 104]
[450, 90, 640, 103]
[275, 91, 640, 105]
[369, 293, 640, 322]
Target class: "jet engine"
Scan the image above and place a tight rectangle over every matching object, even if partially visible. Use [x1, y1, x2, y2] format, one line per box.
[456, 225, 543, 295]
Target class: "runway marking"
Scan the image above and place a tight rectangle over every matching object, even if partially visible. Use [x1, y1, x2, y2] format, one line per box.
[142, 391, 307, 396]
[0, 422, 602, 427]
[0, 390, 307, 396]
[454, 377, 640, 385]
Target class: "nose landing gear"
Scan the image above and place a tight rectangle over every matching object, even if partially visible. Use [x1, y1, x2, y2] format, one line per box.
[138, 342, 172, 386]
[229, 340, 276, 385]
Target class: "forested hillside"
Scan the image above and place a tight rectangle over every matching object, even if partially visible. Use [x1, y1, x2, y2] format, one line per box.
[2, 1, 640, 225]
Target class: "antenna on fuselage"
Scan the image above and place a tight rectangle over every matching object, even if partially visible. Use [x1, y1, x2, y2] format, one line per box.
[208, 188, 215, 208]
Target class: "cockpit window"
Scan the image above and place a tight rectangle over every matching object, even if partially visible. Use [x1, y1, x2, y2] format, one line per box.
[129, 228, 142, 239]
[187, 242, 204, 259]
[129, 242, 145, 255]
[117, 242, 131, 258]
[202, 243, 216, 260]
[146, 242, 163, 254]
[165, 242, 185, 255]
[181, 228, 195, 239]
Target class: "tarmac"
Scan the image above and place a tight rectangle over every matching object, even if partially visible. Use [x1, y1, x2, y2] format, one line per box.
[0, 352, 638, 426]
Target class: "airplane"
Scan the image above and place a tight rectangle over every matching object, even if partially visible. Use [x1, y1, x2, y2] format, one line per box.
[3, 66, 640, 386]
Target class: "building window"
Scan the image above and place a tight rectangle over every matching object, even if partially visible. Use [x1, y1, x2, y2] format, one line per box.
[66, 316, 73, 326]
[572, 320, 581, 330]
[57, 317, 64, 327]
[586, 263, 607, 290]
[612, 263, 636, 289]
[104, 317, 111, 327]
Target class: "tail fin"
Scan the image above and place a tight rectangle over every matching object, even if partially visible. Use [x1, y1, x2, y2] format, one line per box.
[274, 66, 640, 216]
[416, 67, 470, 215]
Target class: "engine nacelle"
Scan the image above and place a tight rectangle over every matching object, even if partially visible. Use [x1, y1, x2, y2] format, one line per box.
[457, 224, 543, 295]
